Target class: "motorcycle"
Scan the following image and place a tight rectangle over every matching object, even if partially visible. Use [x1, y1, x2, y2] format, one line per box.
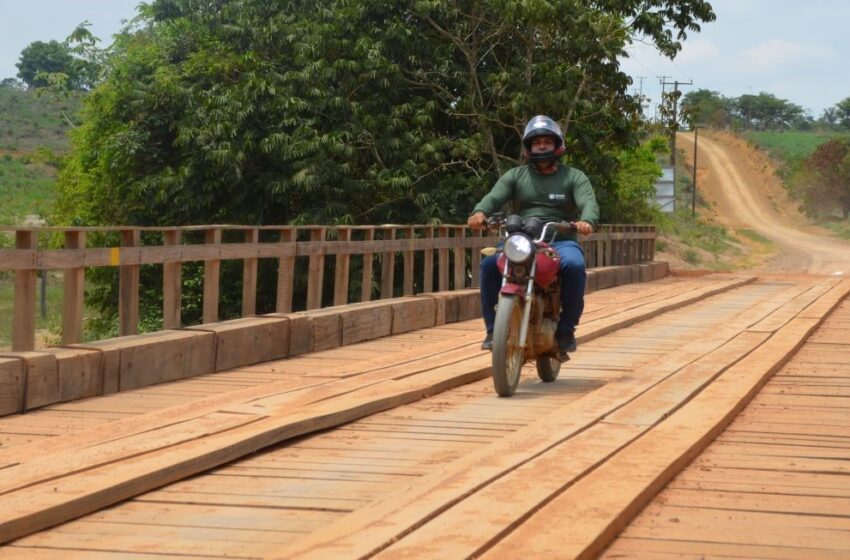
[486, 213, 576, 397]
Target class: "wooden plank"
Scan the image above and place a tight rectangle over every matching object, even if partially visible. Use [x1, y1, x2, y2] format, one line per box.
[241, 228, 259, 317]
[306, 228, 326, 311]
[202, 228, 221, 324]
[0, 357, 25, 416]
[276, 228, 296, 313]
[402, 227, 414, 296]
[186, 316, 290, 372]
[61, 231, 86, 344]
[437, 226, 449, 292]
[452, 226, 466, 290]
[333, 228, 352, 306]
[360, 229, 375, 303]
[422, 227, 434, 293]
[118, 229, 140, 336]
[470, 229, 482, 289]
[380, 227, 396, 300]
[482, 315, 833, 560]
[12, 231, 37, 351]
[0, 357, 493, 544]
[162, 230, 182, 329]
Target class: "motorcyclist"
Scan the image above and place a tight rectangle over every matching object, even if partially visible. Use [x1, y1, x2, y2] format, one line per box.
[467, 115, 599, 355]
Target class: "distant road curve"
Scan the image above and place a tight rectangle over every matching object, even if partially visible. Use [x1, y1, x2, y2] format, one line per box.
[680, 131, 850, 276]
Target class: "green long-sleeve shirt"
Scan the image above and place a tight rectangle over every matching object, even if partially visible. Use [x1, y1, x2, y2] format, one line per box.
[472, 164, 600, 241]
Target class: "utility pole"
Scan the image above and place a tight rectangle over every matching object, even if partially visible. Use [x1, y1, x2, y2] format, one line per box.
[661, 78, 692, 166]
[692, 126, 700, 218]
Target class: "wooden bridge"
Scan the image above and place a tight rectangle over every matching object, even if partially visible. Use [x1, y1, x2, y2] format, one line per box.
[0, 224, 848, 558]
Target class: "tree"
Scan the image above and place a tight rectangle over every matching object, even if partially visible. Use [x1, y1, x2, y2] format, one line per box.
[0, 77, 26, 90]
[730, 92, 804, 131]
[836, 97, 850, 130]
[681, 89, 730, 128]
[16, 40, 80, 89]
[55, 0, 715, 329]
[800, 138, 850, 219]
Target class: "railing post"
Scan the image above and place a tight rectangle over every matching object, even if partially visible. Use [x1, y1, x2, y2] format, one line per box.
[452, 226, 466, 290]
[403, 227, 415, 296]
[12, 231, 37, 351]
[242, 228, 259, 316]
[361, 228, 374, 302]
[118, 229, 140, 336]
[62, 230, 86, 344]
[470, 228, 482, 289]
[333, 228, 352, 306]
[438, 226, 449, 292]
[203, 228, 221, 324]
[380, 227, 396, 299]
[422, 227, 434, 293]
[306, 227, 326, 310]
[276, 228, 296, 313]
[163, 230, 182, 329]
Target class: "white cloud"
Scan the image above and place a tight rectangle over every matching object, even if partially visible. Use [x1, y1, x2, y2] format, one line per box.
[740, 39, 833, 70]
[678, 39, 721, 64]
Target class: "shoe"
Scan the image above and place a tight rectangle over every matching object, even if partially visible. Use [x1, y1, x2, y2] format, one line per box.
[481, 332, 493, 351]
[557, 331, 577, 353]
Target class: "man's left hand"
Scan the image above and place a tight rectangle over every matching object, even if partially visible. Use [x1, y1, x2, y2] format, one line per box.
[574, 221, 593, 235]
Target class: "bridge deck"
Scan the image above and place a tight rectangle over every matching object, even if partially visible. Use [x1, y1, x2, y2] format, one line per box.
[0, 275, 847, 559]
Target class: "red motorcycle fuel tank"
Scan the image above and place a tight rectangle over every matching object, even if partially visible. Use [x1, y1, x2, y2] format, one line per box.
[534, 244, 561, 288]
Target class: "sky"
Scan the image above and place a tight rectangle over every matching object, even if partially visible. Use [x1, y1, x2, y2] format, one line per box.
[1, 0, 849, 119]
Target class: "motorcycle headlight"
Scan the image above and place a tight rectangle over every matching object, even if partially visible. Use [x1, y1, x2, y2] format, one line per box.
[504, 233, 533, 263]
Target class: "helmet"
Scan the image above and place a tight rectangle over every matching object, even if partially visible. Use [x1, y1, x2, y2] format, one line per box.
[522, 115, 565, 164]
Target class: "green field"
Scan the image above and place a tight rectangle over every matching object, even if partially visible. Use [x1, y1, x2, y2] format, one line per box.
[743, 130, 850, 168]
[0, 154, 57, 225]
[0, 88, 80, 152]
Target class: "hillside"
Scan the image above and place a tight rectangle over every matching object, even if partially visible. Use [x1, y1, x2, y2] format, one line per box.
[0, 88, 80, 225]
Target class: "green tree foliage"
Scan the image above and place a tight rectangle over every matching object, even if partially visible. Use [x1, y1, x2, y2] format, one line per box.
[54, 0, 715, 331]
[681, 89, 730, 128]
[800, 138, 850, 219]
[16, 40, 86, 90]
[835, 97, 850, 130]
[732, 92, 805, 131]
[57, 0, 715, 229]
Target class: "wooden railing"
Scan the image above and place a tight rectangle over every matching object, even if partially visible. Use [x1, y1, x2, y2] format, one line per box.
[0, 224, 656, 351]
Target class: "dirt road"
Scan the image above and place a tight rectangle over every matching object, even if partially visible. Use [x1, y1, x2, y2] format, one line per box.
[678, 131, 850, 275]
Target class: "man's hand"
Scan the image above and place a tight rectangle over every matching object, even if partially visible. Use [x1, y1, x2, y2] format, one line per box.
[574, 221, 593, 235]
[467, 212, 487, 230]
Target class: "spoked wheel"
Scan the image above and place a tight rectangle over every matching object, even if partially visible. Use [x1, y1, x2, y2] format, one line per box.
[536, 354, 561, 382]
[491, 294, 525, 397]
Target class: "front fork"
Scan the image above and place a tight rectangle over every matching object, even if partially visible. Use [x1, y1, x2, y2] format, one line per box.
[500, 258, 537, 349]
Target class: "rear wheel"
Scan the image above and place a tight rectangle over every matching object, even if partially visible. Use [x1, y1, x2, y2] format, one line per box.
[536, 354, 561, 382]
[491, 294, 524, 397]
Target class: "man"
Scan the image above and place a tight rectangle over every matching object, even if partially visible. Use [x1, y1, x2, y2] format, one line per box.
[467, 115, 599, 355]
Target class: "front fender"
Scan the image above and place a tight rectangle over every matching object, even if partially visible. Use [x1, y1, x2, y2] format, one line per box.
[500, 283, 525, 297]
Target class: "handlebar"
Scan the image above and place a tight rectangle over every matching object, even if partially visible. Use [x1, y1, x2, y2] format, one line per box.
[485, 213, 576, 243]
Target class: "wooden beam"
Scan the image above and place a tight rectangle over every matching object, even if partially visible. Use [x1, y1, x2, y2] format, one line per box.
[422, 227, 434, 293]
[241, 229, 258, 317]
[12, 231, 37, 351]
[437, 226, 449, 292]
[61, 231, 86, 345]
[452, 226, 466, 290]
[380, 227, 396, 299]
[403, 227, 415, 296]
[276, 229, 296, 313]
[162, 230, 182, 329]
[118, 229, 140, 336]
[361, 229, 374, 303]
[306, 227, 326, 310]
[202, 228, 221, 324]
[333, 228, 352, 307]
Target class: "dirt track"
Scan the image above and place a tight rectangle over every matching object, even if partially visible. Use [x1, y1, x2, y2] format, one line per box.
[678, 131, 850, 275]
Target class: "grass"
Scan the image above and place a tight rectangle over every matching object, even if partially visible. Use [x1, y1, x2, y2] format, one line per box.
[742, 130, 850, 180]
[736, 228, 773, 245]
[0, 88, 80, 153]
[0, 154, 58, 225]
[0, 272, 64, 351]
[822, 220, 850, 240]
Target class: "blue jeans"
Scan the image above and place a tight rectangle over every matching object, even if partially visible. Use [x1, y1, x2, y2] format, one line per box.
[479, 240, 586, 335]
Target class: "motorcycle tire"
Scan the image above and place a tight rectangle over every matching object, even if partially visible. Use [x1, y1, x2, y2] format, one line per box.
[536, 354, 561, 382]
[491, 294, 524, 397]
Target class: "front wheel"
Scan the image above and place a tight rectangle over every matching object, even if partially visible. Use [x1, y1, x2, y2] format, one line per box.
[536, 354, 561, 382]
[492, 294, 525, 397]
